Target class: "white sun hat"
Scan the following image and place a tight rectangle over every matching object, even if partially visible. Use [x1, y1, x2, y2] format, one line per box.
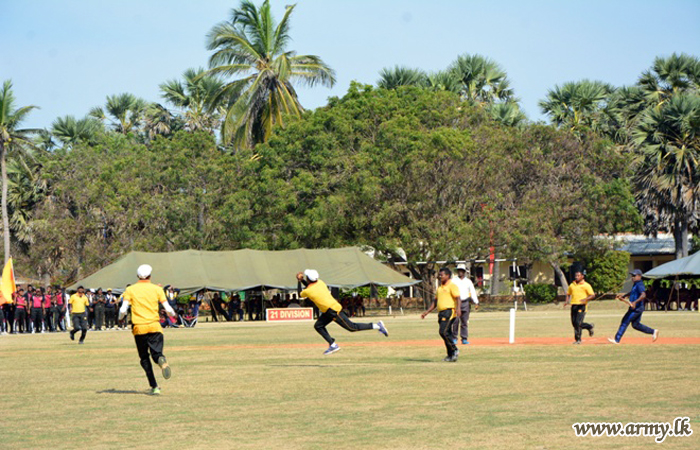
[137, 264, 153, 279]
[304, 269, 319, 282]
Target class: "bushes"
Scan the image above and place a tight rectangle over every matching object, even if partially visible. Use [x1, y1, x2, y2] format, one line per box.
[586, 251, 630, 294]
[523, 283, 558, 303]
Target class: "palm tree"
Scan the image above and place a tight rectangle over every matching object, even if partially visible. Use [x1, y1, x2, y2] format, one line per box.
[205, 0, 336, 149]
[638, 53, 700, 108]
[425, 70, 461, 94]
[7, 145, 46, 249]
[448, 54, 515, 105]
[51, 115, 103, 148]
[632, 93, 700, 258]
[489, 102, 527, 127]
[539, 80, 616, 135]
[377, 66, 427, 90]
[90, 93, 147, 134]
[0, 80, 39, 262]
[160, 68, 225, 133]
[143, 103, 180, 140]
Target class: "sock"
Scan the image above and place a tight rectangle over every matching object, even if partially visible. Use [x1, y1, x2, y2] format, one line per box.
[372, 323, 380, 330]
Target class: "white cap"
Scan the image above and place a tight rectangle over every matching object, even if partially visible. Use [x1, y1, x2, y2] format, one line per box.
[456, 263, 468, 271]
[137, 264, 153, 279]
[304, 269, 319, 282]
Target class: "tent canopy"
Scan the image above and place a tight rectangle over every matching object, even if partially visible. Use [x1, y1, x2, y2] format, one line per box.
[644, 251, 700, 279]
[68, 247, 419, 294]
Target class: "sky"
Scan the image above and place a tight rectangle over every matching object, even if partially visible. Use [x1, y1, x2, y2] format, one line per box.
[2, 0, 699, 130]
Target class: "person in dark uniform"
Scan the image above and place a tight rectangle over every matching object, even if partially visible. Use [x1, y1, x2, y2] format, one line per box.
[609, 269, 659, 344]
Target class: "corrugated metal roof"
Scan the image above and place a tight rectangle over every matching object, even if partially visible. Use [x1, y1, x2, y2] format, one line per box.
[618, 236, 676, 256]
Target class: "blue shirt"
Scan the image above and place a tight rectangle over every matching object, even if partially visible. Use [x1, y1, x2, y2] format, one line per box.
[629, 281, 646, 311]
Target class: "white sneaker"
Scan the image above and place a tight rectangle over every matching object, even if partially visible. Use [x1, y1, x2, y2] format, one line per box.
[607, 337, 619, 345]
[653, 329, 659, 342]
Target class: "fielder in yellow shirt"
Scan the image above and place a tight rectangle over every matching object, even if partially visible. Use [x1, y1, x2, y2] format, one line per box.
[297, 269, 388, 355]
[564, 270, 595, 344]
[119, 264, 176, 395]
[68, 286, 90, 344]
[421, 267, 462, 362]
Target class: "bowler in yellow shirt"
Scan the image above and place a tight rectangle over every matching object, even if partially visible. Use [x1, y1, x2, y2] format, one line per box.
[421, 267, 462, 362]
[119, 264, 177, 395]
[297, 269, 388, 355]
[564, 270, 595, 344]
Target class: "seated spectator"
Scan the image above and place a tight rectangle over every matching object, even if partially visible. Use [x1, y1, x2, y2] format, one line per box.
[180, 307, 198, 328]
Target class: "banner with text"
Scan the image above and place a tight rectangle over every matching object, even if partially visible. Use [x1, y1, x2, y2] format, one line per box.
[266, 308, 314, 322]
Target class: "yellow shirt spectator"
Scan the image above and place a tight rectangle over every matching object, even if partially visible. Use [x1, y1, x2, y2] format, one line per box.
[69, 294, 90, 314]
[300, 280, 342, 313]
[437, 281, 460, 315]
[123, 280, 167, 335]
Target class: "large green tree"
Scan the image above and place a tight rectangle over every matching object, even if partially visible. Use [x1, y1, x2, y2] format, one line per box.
[0, 80, 38, 263]
[205, 0, 335, 149]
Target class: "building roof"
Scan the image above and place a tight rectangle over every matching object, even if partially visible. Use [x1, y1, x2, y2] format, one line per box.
[616, 234, 676, 256]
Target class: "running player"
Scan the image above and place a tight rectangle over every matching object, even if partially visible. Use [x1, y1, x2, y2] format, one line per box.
[118, 264, 176, 395]
[564, 270, 595, 344]
[608, 269, 659, 344]
[296, 270, 388, 355]
[69, 286, 90, 344]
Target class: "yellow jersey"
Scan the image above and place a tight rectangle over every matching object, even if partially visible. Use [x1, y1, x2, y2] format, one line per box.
[123, 280, 167, 335]
[300, 280, 342, 313]
[437, 280, 460, 314]
[568, 281, 594, 304]
[69, 294, 90, 314]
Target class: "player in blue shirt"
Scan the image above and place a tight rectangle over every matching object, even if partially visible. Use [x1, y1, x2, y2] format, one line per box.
[608, 269, 659, 344]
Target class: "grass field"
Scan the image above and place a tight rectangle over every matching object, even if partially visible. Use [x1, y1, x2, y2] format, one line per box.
[1, 300, 698, 449]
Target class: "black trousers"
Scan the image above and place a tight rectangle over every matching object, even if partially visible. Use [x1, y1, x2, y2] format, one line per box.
[94, 304, 105, 330]
[15, 308, 27, 333]
[2, 304, 14, 333]
[314, 309, 373, 345]
[135, 332, 165, 388]
[105, 308, 116, 328]
[31, 308, 43, 332]
[70, 314, 88, 342]
[570, 305, 593, 341]
[438, 309, 458, 357]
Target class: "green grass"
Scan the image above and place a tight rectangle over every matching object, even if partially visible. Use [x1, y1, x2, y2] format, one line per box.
[1, 302, 698, 449]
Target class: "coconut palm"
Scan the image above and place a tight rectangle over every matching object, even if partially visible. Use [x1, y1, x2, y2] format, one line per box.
[51, 115, 103, 148]
[0, 80, 39, 262]
[448, 54, 515, 105]
[632, 93, 700, 257]
[160, 68, 225, 133]
[90, 93, 147, 135]
[205, 0, 335, 148]
[377, 66, 428, 90]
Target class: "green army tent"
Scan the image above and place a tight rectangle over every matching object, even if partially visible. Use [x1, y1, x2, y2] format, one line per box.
[68, 247, 419, 294]
[644, 251, 700, 279]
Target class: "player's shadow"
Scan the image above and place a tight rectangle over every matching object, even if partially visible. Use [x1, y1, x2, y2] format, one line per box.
[403, 358, 434, 363]
[97, 389, 150, 396]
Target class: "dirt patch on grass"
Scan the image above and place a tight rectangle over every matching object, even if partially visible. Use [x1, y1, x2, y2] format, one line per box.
[177, 336, 700, 352]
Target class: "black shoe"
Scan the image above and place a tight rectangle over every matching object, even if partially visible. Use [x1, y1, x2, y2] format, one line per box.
[78, 340, 84, 345]
[589, 324, 595, 337]
[70, 333, 75, 341]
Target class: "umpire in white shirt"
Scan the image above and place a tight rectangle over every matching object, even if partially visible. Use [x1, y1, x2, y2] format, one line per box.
[451, 264, 479, 344]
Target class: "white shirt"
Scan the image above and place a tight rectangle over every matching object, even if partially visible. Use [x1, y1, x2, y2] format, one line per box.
[451, 275, 479, 304]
